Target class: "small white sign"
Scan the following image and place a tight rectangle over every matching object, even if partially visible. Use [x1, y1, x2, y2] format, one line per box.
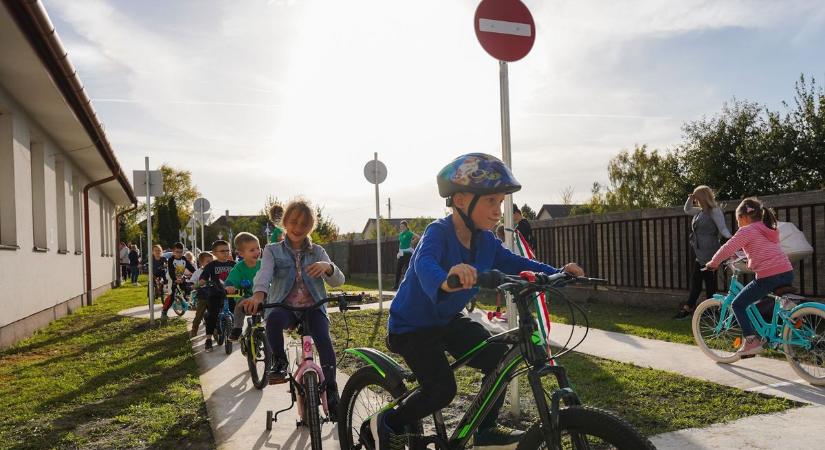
[133, 170, 163, 197]
[478, 18, 532, 37]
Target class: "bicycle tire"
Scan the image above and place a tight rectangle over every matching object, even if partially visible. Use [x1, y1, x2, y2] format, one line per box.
[692, 298, 741, 363]
[515, 405, 654, 450]
[224, 316, 234, 355]
[172, 292, 186, 316]
[216, 316, 226, 346]
[783, 306, 825, 386]
[249, 328, 272, 390]
[303, 371, 323, 450]
[338, 366, 422, 450]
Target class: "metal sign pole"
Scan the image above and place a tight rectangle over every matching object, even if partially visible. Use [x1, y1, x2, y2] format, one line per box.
[499, 60, 520, 418]
[145, 156, 155, 327]
[200, 202, 205, 254]
[374, 152, 383, 310]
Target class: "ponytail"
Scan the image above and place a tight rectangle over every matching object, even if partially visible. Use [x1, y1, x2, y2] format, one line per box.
[761, 206, 778, 230]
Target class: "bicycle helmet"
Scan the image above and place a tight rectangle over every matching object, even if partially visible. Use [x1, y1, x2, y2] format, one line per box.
[437, 153, 521, 200]
[437, 153, 521, 262]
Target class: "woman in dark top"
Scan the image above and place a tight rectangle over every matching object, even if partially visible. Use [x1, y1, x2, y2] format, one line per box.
[674, 186, 732, 319]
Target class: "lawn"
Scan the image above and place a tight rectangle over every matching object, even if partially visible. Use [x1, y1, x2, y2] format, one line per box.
[329, 309, 799, 437]
[0, 277, 213, 450]
[330, 273, 396, 293]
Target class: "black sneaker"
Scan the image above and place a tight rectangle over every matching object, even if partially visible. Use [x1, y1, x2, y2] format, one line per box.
[365, 411, 406, 450]
[204, 338, 213, 351]
[326, 382, 340, 422]
[474, 424, 524, 449]
[229, 327, 242, 341]
[269, 358, 289, 385]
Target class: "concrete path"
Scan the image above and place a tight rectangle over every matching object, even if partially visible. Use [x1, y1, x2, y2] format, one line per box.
[120, 298, 825, 449]
[120, 303, 348, 449]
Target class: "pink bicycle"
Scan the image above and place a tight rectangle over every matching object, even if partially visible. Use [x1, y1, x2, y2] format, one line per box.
[263, 294, 362, 450]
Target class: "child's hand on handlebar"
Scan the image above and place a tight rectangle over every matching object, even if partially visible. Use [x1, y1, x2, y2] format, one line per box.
[562, 262, 585, 277]
[243, 292, 265, 314]
[703, 262, 717, 271]
[441, 264, 476, 292]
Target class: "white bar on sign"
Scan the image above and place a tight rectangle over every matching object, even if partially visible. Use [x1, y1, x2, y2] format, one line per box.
[478, 18, 532, 37]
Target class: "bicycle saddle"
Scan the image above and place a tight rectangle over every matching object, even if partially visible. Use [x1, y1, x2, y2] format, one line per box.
[773, 285, 798, 296]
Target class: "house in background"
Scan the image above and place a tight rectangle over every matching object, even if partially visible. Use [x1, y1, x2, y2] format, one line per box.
[0, 2, 136, 349]
[536, 204, 578, 221]
[361, 218, 416, 240]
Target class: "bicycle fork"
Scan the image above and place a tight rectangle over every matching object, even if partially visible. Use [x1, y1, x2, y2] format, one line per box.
[531, 365, 581, 450]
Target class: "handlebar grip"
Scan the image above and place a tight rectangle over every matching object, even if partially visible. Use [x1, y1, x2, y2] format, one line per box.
[446, 274, 462, 289]
[347, 306, 361, 310]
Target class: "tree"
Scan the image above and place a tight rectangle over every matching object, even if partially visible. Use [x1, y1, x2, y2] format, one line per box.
[157, 164, 200, 230]
[520, 204, 537, 220]
[312, 206, 339, 244]
[571, 182, 611, 215]
[605, 144, 687, 209]
[559, 186, 575, 206]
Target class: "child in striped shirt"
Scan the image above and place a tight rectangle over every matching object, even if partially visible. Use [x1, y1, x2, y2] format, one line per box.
[706, 197, 794, 356]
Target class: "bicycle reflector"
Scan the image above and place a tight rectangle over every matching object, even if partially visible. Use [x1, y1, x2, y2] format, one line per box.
[733, 337, 742, 348]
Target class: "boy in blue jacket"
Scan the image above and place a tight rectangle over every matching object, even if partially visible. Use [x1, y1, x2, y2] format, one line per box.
[366, 153, 584, 450]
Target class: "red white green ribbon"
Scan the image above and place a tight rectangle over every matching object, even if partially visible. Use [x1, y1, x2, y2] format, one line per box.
[512, 230, 554, 363]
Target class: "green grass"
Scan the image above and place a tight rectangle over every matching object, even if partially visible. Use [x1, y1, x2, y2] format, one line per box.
[473, 292, 695, 345]
[330, 310, 799, 437]
[0, 276, 214, 450]
[329, 274, 396, 293]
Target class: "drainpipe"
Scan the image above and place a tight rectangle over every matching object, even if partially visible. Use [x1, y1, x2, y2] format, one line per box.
[114, 204, 137, 287]
[83, 176, 115, 306]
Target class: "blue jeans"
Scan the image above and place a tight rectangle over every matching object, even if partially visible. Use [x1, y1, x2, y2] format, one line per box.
[732, 270, 795, 336]
[266, 308, 336, 385]
[129, 264, 139, 283]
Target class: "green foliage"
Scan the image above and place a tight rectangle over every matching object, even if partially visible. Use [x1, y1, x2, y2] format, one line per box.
[364, 217, 434, 240]
[520, 204, 537, 220]
[577, 75, 825, 214]
[312, 206, 340, 244]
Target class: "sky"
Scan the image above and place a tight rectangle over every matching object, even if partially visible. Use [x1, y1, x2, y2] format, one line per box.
[43, 0, 825, 233]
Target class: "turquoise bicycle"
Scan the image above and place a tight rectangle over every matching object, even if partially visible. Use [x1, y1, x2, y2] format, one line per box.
[692, 256, 825, 385]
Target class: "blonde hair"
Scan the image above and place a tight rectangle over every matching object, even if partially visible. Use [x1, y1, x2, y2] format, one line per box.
[692, 185, 717, 210]
[197, 251, 214, 266]
[152, 244, 163, 253]
[233, 231, 260, 251]
[283, 199, 316, 233]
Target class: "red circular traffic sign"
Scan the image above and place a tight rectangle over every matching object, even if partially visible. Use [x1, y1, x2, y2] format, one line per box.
[474, 0, 535, 62]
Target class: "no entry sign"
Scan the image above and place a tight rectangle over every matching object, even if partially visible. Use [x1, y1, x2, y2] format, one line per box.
[474, 0, 535, 62]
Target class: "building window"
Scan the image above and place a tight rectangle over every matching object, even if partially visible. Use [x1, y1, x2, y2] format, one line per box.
[72, 172, 83, 254]
[55, 157, 68, 253]
[30, 139, 47, 251]
[0, 111, 16, 248]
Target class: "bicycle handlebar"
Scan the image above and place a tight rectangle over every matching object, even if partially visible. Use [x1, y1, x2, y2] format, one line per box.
[446, 270, 607, 291]
[259, 293, 364, 313]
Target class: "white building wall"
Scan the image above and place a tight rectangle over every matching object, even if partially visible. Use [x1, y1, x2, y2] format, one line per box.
[0, 86, 117, 335]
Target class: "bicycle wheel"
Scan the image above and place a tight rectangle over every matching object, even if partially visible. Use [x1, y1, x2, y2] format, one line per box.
[224, 316, 234, 355]
[216, 316, 226, 346]
[783, 307, 825, 386]
[303, 371, 323, 450]
[692, 298, 742, 363]
[172, 292, 186, 316]
[249, 328, 272, 390]
[338, 366, 422, 450]
[516, 405, 654, 450]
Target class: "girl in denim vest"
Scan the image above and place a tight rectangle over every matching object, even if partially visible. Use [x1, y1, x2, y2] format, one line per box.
[246, 199, 345, 411]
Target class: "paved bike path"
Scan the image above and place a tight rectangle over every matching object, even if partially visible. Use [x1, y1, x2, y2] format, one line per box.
[120, 302, 350, 449]
[120, 297, 825, 449]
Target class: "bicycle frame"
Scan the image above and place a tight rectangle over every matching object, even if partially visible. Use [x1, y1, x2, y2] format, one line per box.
[378, 292, 579, 449]
[217, 298, 234, 334]
[713, 263, 825, 351]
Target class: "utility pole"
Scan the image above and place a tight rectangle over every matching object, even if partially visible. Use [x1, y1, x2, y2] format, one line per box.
[387, 197, 392, 220]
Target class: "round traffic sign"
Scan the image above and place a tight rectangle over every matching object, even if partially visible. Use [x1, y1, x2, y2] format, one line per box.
[474, 0, 535, 62]
[364, 160, 387, 184]
[193, 197, 211, 213]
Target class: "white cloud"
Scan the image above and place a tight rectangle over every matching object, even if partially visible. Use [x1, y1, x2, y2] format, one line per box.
[44, 0, 825, 231]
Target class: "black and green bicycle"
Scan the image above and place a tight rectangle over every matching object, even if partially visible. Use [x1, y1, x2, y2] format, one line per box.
[240, 312, 272, 390]
[338, 270, 654, 450]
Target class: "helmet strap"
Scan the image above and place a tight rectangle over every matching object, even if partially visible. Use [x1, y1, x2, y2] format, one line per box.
[453, 194, 481, 263]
